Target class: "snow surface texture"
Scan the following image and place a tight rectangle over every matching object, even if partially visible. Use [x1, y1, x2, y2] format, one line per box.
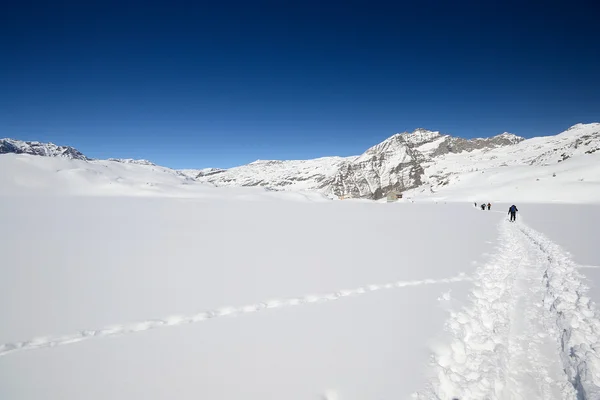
[0, 194, 496, 400]
[416, 217, 600, 400]
[0, 273, 472, 357]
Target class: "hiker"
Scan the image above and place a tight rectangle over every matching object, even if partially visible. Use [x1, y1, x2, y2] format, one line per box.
[481, 204, 486, 210]
[474, 202, 477, 208]
[487, 203, 491, 210]
[508, 204, 518, 221]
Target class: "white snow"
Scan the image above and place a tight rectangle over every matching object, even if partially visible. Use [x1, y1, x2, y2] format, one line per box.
[0, 154, 328, 201]
[415, 135, 448, 155]
[0, 195, 496, 400]
[405, 123, 600, 204]
[189, 123, 600, 202]
[107, 158, 157, 166]
[415, 217, 600, 399]
[1, 143, 600, 399]
[398, 129, 442, 147]
[198, 156, 356, 192]
[408, 152, 600, 204]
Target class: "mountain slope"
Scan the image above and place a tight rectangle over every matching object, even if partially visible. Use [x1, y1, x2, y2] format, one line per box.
[326, 134, 425, 199]
[195, 124, 600, 201]
[194, 156, 354, 192]
[0, 138, 89, 160]
[194, 128, 528, 199]
[406, 123, 600, 202]
[2, 123, 599, 202]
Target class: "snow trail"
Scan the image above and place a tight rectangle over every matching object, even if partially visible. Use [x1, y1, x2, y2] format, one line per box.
[0, 273, 470, 358]
[417, 218, 600, 399]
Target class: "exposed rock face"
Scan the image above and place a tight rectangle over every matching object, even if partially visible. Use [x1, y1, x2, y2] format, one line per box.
[430, 133, 524, 157]
[193, 129, 527, 200]
[325, 134, 425, 199]
[195, 168, 227, 178]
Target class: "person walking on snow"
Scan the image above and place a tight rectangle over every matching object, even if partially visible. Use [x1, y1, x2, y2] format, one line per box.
[508, 204, 518, 221]
[481, 204, 486, 210]
[487, 203, 491, 210]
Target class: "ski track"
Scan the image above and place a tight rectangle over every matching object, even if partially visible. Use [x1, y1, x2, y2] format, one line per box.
[0, 274, 471, 358]
[416, 218, 600, 400]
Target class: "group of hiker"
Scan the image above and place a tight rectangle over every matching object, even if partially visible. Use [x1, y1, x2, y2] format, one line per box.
[475, 202, 492, 211]
[474, 202, 519, 221]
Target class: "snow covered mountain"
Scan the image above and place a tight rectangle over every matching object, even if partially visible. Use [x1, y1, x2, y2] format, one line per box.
[107, 158, 157, 166]
[191, 124, 600, 200]
[404, 123, 600, 203]
[192, 128, 529, 199]
[0, 139, 171, 168]
[2, 123, 599, 201]
[0, 138, 89, 160]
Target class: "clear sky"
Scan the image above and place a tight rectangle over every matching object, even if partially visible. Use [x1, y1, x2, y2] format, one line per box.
[2, 1, 599, 169]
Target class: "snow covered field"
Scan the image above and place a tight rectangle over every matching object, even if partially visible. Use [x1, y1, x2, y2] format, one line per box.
[1, 155, 600, 399]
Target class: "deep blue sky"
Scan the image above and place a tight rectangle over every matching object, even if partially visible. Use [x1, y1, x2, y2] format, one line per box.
[2, 0, 599, 168]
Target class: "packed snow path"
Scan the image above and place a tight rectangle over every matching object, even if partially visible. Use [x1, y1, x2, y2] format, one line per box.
[418, 218, 600, 400]
[0, 273, 470, 358]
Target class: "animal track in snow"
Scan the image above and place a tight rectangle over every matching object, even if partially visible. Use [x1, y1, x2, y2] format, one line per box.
[0, 273, 471, 357]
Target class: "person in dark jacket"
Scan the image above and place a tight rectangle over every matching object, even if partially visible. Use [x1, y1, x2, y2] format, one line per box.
[487, 203, 491, 210]
[508, 205, 518, 221]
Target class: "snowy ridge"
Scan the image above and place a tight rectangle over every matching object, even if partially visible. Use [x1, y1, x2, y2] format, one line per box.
[407, 123, 600, 203]
[177, 167, 228, 180]
[194, 129, 438, 198]
[0, 273, 471, 358]
[0, 138, 89, 160]
[107, 158, 157, 166]
[192, 128, 473, 199]
[0, 154, 200, 196]
[398, 128, 443, 147]
[193, 125, 597, 200]
[194, 156, 353, 194]
[529, 125, 600, 165]
[2, 123, 600, 202]
[417, 218, 600, 399]
[191, 124, 599, 201]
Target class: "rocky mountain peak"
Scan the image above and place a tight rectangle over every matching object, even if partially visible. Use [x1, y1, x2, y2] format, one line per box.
[490, 132, 525, 145]
[398, 129, 443, 147]
[560, 123, 600, 137]
[358, 133, 411, 160]
[0, 138, 89, 160]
